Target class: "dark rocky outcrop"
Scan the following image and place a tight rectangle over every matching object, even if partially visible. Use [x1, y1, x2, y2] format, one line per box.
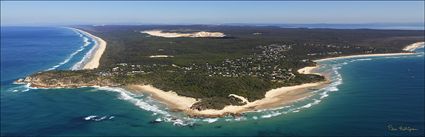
[15, 70, 120, 88]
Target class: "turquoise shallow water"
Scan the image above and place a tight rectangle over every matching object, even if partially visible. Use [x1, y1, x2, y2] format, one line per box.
[1, 27, 424, 136]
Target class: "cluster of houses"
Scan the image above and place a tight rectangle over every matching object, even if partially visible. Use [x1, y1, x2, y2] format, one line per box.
[200, 44, 296, 81]
[100, 43, 299, 82]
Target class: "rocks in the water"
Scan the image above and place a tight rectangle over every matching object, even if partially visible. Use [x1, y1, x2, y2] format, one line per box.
[214, 125, 222, 128]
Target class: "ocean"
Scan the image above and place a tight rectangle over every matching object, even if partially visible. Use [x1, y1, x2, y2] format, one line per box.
[1, 27, 424, 136]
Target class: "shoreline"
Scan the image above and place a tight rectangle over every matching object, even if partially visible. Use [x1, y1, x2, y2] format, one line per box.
[123, 42, 424, 117]
[315, 42, 423, 62]
[127, 82, 328, 117]
[72, 28, 107, 69]
[314, 52, 415, 62]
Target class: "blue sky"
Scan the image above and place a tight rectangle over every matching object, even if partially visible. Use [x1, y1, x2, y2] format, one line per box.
[1, 1, 424, 25]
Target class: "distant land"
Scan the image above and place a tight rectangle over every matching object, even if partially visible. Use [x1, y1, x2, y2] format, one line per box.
[6, 23, 424, 30]
[16, 25, 425, 117]
[222, 23, 425, 30]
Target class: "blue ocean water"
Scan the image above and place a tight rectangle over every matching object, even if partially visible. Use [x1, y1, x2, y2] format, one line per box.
[1, 27, 424, 136]
[1, 27, 94, 84]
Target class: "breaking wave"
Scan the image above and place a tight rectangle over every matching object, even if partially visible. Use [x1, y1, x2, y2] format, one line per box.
[95, 87, 198, 126]
[8, 83, 31, 92]
[46, 45, 85, 71]
[247, 60, 344, 120]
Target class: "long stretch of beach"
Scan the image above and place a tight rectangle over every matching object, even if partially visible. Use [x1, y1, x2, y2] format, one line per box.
[315, 42, 424, 62]
[74, 28, 107, 69]
[314, 52, 415, 62]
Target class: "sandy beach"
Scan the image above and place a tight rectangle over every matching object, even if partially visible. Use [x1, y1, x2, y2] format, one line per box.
[127, 82, 327, 117]
[73, 28, 107, 69]
[297, 65, 320, 75]
[126, 85, 198, 111]
[187, 81, 328, 117]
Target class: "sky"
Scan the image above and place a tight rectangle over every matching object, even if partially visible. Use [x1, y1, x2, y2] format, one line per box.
[1, 1, 424, 26]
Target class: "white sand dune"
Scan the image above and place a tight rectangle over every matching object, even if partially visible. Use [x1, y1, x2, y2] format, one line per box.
[141, 30, 225, 38]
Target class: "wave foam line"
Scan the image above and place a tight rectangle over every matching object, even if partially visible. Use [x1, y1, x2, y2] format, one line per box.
[96, 87, 169, 115]
[46, 46, 86, 71]
[46, 28, 92, 71]
[8, 83, 31, 92]
[71, 38, 97, 70]
[95, 87, 198, 126]
[253, 60, 344, 120]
